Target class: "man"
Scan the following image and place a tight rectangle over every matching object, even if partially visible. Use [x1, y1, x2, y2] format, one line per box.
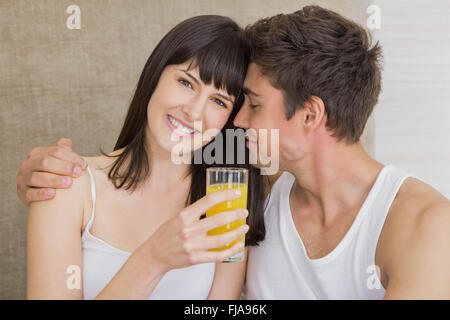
[17, 6, 450, 299]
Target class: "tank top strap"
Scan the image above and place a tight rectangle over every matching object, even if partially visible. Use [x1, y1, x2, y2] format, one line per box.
[369, 165, 415, 226]
[85, 165, 97, 232]
[365, 165, 417, 254]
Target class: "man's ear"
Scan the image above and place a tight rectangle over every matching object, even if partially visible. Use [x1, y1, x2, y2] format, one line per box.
[302, 96, 326, 131]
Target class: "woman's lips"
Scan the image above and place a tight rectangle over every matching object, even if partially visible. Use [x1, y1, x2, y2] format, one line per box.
[170, 114, 195, 130]
[245, 136, 257, 147]
[166, 114, 199, 138]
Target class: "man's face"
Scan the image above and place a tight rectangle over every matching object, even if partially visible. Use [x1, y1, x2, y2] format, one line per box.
[233, 63, 307, 170]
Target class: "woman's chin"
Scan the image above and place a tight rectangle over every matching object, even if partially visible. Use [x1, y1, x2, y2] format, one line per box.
[148, 124, 204, 160]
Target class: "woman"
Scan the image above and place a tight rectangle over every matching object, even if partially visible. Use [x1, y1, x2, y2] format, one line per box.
[27, 15, 265, 299]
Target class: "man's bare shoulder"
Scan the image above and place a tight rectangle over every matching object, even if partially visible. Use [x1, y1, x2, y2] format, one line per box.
[379, 176, 450, 294]
[395, 177, 450, 242]
[390, 177, 449, 220]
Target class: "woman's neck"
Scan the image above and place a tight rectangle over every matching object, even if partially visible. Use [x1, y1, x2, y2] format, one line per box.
[148, 154, 191, 186]
[145, 130, 192, 186]
[103, 142, 191, 194]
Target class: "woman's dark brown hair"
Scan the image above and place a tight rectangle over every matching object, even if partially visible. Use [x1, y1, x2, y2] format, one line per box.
[102, 15, 265, 246]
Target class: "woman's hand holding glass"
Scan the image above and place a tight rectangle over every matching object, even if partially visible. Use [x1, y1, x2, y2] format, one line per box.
[144, 189, 249, 272]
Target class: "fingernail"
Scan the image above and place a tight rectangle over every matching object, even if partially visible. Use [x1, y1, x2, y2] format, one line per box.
[45, 189, 55, 197]
[243, 209, 249, 217]
[62, 177, 71, 186]
[81, 160, 88, 169]
[243, 225, 249, 232]
[73, 166, 81, 176]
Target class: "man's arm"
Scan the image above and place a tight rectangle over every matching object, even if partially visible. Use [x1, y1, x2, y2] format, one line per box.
[384, 201, 450, 299]
[17, 138, 87, 204]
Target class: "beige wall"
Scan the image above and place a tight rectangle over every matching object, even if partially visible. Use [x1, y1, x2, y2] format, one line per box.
[0, 0, 371, 299]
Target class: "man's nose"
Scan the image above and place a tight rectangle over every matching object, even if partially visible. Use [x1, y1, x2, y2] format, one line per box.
[233, 106, 249, 129]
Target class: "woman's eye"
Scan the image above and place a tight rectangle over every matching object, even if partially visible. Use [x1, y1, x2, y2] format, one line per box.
[212, 98, 226, 108]
[179, 79, 193, 89]
[249, 104, 260, 109]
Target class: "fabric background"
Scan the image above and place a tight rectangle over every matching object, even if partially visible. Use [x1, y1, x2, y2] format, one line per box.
[0, 0, 370, 299]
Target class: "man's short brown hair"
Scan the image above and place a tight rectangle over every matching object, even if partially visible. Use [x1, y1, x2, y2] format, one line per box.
[245, 5, 382, 143]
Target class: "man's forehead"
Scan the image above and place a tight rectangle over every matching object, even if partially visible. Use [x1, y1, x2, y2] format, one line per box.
[243, 63, 274, 98]
[245, 63, 264, 80]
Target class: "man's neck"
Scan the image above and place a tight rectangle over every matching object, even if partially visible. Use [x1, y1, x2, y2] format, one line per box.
[284, 141, 384, 226]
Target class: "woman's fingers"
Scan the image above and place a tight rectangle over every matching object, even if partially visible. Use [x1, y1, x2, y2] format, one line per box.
[212, 241, 246, 262]
[183, 189, 242, 222]
[145, 192, 249, 269]
[182, 208, 248, 237]
[191, 241, 246, 264]
[188, 224, 249, 252]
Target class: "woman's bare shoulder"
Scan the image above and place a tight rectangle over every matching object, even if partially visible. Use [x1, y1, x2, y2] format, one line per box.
[28, 156, 92, 233]
[78, 154, 120, 227]
[81, 149, 124, 180]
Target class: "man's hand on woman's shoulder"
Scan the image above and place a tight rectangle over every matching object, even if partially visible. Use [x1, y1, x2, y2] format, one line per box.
[16, 138, 87, 204]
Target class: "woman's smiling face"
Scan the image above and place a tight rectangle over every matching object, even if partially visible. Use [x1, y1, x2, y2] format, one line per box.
[146, 60, 236, 156]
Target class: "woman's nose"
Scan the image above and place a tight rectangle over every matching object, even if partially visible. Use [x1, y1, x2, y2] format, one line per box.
[181, 98, 205, 122]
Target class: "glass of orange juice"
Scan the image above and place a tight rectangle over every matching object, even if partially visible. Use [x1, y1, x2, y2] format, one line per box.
[206, 167, 248, 262]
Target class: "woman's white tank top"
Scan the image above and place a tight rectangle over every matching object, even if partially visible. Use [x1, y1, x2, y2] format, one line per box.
[81, 166, 215, 299]
[245, 165, 415, 299]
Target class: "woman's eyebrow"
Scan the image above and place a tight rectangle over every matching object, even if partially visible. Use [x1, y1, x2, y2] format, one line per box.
[216, 93, 234, 103]
[181, 70, 201, 85]
[181, 69, 233, 103]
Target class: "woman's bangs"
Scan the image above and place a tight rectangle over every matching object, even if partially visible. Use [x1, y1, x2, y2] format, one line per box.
[189, 38, 247, 100]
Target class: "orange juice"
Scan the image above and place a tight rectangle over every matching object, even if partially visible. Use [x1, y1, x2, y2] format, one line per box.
[206, 183, 248, 252]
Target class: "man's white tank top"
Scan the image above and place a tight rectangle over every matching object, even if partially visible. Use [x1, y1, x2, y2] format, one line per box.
[245, 165, 414, 299]
[81, 166, 215, 300]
